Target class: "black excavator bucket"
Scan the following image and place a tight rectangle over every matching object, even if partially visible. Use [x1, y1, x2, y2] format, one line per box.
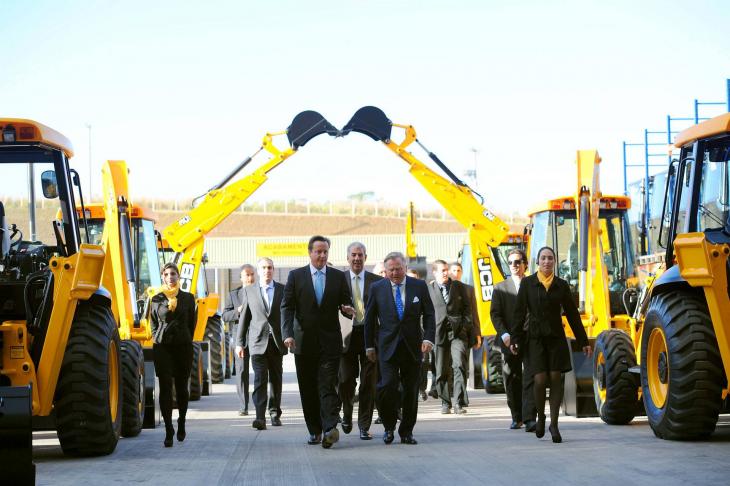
[287, 111, 339, 149]
[341, 106, 392, 142]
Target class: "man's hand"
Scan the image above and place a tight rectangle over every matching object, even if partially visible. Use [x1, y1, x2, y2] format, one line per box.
[473, 335, 483, 350]
[366, 349, 377, 363]
[501, 334, 510, 348]
[583, 345, 592, 357]
[509, 343, 519, 355]
[235, 345, 245, 358]
[340, 304, 355, 318]
[284, 337, 296, 350]
[421, 341, 433, 354]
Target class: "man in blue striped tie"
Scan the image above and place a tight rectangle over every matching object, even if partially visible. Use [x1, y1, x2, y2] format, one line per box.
[364, 252, 436, 445]
[281, 236, 354, 449]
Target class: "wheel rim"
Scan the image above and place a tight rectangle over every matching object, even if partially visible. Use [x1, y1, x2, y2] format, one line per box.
[108, 342, 119, 420]
[595, 351, 607, 403]
[647, 327, 669, 409]
[137, 368, 145, 415]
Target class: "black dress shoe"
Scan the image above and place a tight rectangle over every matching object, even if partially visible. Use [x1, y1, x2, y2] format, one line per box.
[509, 421, 523, 430]
[271, 416, 282, 427]
[164, 425, 175, 448]
[428, 389, 439, 399]
[307, 433, 322, 445]
[536, 415, 546, 439]
[383, 430, 395, 444]
[177, 418, 186, 441]
[419, 391, 428, 402]
[252, 419, 267, 430]
[524, 420, 537, 433]
[322, 427, 340, 449]
[359, 428, 372, 440]
[549, 424, 562, 443]
[400, 434, 418, 445]
[374, 416, 383, 425]
[341, 421, 353, 434]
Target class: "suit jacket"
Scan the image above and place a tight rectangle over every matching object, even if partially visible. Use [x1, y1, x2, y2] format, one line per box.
[490, 277, 522, 352]
[339, 270, 382, 352]
[427, 279, 472, 345]
[512, 273, 588, 348]
[222, 287, 245, 324]
[150, 290, 196, 345]
[281, 265, 352, 356]
[237, 281, 287, 356]
[464, 283, 482, 347]
[364, 276, 436, 362]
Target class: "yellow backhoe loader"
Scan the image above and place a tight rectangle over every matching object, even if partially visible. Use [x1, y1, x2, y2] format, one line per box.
[628, 112, 730, 439]
[526, 150, 637, 418]
[0, 119, 121, 482]
[405, 201, 428, 278]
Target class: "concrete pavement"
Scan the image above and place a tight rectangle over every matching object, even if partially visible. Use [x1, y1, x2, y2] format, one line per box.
[33, 355, 730, 485]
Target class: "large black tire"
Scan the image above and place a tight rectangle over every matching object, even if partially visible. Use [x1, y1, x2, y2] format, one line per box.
[189, 342, 203, 401]
[641, 291, 724, 440]
[56, 300, 122, 456]
[120, 340, 145, 437]
[593, 329, 639, 425]
[482, 336, 504, 394]
[205, 315, 225, 384]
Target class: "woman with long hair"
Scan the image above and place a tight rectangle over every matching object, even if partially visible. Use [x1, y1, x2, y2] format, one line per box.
[150, 262, 197, 447]
[511, 246, 591, 443]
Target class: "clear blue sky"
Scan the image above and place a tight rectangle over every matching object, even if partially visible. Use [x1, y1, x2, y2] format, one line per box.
[2, 0, 729, 215]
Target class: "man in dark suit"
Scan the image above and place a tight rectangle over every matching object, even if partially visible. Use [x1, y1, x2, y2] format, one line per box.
[281, 235, 354, 449]
[365, 252, 435, 445]
[222, 264, 256, 416]
[236, 257, 286, 430]
[339, 242, 382, 440]
[449, 261, 483, 406]
[490, 249, 536, 431]
[428, 260, 474, 415]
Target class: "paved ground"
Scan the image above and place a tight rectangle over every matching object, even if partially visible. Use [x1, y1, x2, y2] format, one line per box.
[34, 355, 730, 486]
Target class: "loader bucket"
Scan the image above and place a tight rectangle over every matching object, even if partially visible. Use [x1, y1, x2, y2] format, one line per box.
[287, 110, 339, 149]
[342, 106, 392, 142]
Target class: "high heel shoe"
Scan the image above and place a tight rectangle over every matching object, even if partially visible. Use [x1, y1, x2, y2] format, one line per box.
[164, 425, 175, 447]
[549, 424, 562, 443]
[535, 414, 546, 439]
[177, 418, 186, 442]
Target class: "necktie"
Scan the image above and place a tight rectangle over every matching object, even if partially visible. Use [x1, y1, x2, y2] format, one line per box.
[395, 284, 404, 320]
[353, 275, 364, 322]
[315, 270, 324, 305]
[441, 285, 449, 304]
[261, 285, 270, 313]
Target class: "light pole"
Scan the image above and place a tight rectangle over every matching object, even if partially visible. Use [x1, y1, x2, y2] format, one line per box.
[86, 123, 92, 198]
[464, 147, 479, 189]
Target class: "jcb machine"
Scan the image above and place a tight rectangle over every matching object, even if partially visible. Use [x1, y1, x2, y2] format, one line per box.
[0, 119, 121, 481]
[341, 107, 510, 393]
[631, 113, 730, 440]
[526, 150, 637, 418]
[161, 110, 340, 393]
[405, 201, 428, 278]
[70, 159, 161, 429]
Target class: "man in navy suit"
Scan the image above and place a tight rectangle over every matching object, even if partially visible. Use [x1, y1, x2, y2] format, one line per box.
[364, 252, 436, 445]
[281, 235, 354, 449]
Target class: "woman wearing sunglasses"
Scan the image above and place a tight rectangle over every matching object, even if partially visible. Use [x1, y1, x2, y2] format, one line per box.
[510, 246, 591, 443]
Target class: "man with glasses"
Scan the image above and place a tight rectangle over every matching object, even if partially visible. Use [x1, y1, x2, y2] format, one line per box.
[490, 249, 536, 431]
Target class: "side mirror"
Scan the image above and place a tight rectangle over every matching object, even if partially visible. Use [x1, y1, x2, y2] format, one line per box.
[41, 171, 58, 199]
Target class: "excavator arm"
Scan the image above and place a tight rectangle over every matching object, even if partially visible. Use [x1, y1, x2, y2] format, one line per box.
[162, 111, 338, 300]
[342, 106, 510, 333]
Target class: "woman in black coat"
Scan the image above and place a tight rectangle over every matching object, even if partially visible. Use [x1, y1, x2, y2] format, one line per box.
[151, 262, 197, 447]
[511, 246, 591, 443]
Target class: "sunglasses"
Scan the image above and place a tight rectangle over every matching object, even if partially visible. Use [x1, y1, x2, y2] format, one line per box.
[508, 259, 523, 266]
